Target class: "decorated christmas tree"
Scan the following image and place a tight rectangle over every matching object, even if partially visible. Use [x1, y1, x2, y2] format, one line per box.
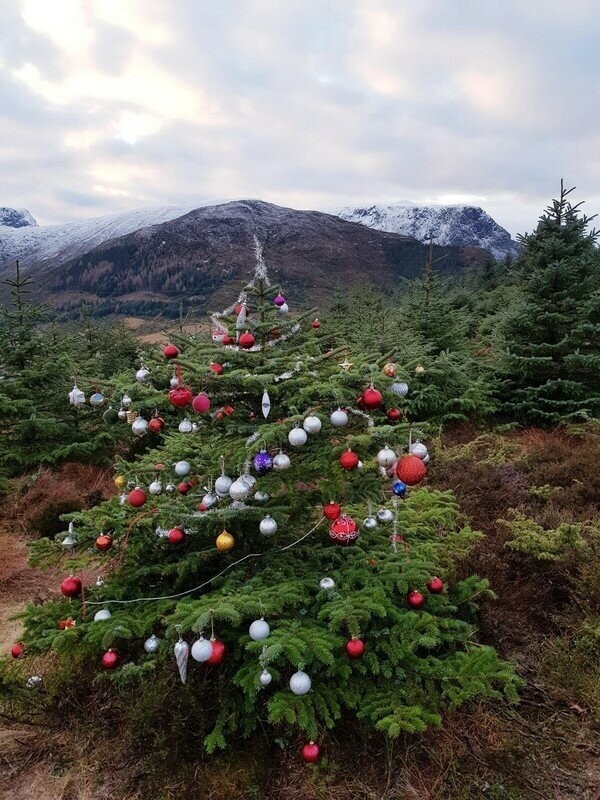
[20, 238, 517, 760]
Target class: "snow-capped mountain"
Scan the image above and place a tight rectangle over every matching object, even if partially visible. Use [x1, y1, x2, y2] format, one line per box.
[0, 205, 197, 274]
[335, 203, 519, 260]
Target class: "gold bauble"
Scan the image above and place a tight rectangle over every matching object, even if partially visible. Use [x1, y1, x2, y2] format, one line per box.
[383, 362, 397, 377]
[415, 364, 425, 375]
[114, 475, 127, 489]
[216, 530, 235, 552]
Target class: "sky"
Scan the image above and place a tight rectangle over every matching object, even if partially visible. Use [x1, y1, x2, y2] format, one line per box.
[1, 0, 599, 236]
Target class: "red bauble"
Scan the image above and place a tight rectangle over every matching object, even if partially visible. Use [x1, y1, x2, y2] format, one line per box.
[58, 618, 76, 630]
[178, 482, 192, 495]
[148, 417, 165, 434]
[11, 643, 24, 659]
[329, 515, 359, 546]
[427, 577, 444, 594]
[387, 408, 402, 423]
[301, 742, 320, 764]
[206, 639, 227, 665]
[361, 387, 383, 410]
[407, 590, 425, 609]
[163, 344, 179, 359]
[101, 650, 119, 670]
[222, 335, 236, 346]
[355, 393, 366, 410]
[239, 332, 255, 349]
[323, 502, 342, 521]
[312, 319, 320, 329]
[128, 487, 147, 507]
[396, 455, 427, 486]
[197, 502, 207, 512]
[339, 449, 359, 470]
[95, 534, 112, 552]
[169, 386, 193, 408]
[345, 637, 366, 659]
[209, 362, 224, 375]
[60, 576, 82, 598]
[191, 392, 211, 413]
[167, 527, 186, 544]
[223, 405, 235, 416]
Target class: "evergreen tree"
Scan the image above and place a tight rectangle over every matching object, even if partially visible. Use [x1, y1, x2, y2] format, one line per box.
[20, 240, 516, 758]
[499, 182, 600, 423]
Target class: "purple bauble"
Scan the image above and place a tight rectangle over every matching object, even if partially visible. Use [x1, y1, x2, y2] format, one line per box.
[253, 449, 274, 475]
[273, 294, 286, 307]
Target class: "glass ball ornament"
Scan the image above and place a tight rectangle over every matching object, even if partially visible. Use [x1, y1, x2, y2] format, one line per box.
[121, 394, 132, 408]
[288, 427, 308, 447]
[191, 636, 213, 662]
[273, 294, 286, 307]
[169, 375, 180, 388]
[253, 449, 274, 475]
[93, 609, 111, 622]
[215, 474, 233, 496]
[392, 480, 407, 497]
[329, 515, 359, 546]
[278, 302, 290, 314]
[117, 409, 127, 420]
[330, 408, 348, 427]
[383, 362, 397, 377]
[201, 492, 218, 509]
[148, 480, 163, 495]
[303, 415, 322, 434]
[249, 618, 270, 641]
[377, 508, 394, 523]
[178, 417, 193, 434]
[135, 366, 150, 383]
[377, 445, 397, 468]
[319, 576, 335, 590]
[131, 416, 148, 437]
[423, 454, 430, 465]
[259, 669, 273, 687]
[273, 451, 291, 470]
[229, 476, 252, 501]
[144, 634, 160, 654]
[174, 460, 191, 476]
[165, 483, 176, 493]
[254, 490, 270, 503]
[289, 669, 311, 695]
[259, 515, 278, 536]
[216, 530, 235, 551]
[362, 516, 378, 531]
[410, 442, 429, 460]
[391, 382, 409, 397]
[89, 391, 105, 407]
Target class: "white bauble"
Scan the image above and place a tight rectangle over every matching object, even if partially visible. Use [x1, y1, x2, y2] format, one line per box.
[144, 634, 160, 654]
[174, 460, 191, 476]
[330, 408, 349, 427]
[410, 442, 429, 460]
[259, 669, 273, 687]
[278, 302, 289, 314]
[289, 670, 311, 695]
[121, 394, 132, 408]
[215, 475, 233, 496]
[303, 415, 322, 434]
[249, 618, 270, 641]
[377, 446, 397, 468]
[229, 477, 251, 501]
[202, 492, 218, 509]
[377, 508, 394, 523]
[93, 609, 111, 622]
[131, 416, 148, 436]
[191, 636, 213, 662]
[136, 366, 150, 383]
[288, 427, 308, 447]
[391, 382, 409, 397]
[259, 515, 278, 536]
[254, 491, 270, 503]
[273, 452, 291, 471]
[319, 577, 335, 590]
[149, 480, 163, 495]
[244, 474, 257, 489]
[362, 516, 378, 531]
[178, 417, 193, 434]
[357, 460, 364, 470]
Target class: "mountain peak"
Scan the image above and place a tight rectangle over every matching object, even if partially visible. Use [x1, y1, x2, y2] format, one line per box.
[0, 207, 38, 228]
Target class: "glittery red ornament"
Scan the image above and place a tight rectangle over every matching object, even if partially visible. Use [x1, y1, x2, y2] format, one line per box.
[301, 742, 320, 763]
[209, 362, 224, 375]
[407, 590, 425, 609]
[222, 335, 235, 346]
[101, 649, 119, 670]
[191, 393, 211, 413]
[323, 502, 342, 521]
[95, 534, 112, 552]
[361, 386, 383, 410]
[395, 455, 427, 485]
[178, 482, 192, 495]
[148, 416, 165, 433]
[329, 515, 359, 546]
[169, 386, 193, 408]
[11, 643, 24, 658]
[167, 527, 186, 544]
[127, 487, 147, 507]
[206, 638, 227, 665]
[345, 637, 366, 659]
[427, 577, 444, 594]
[312, 319, 320, 329]
[387, 408, 402, 423]
[339, 449, 359, 470]
[58, 618, 76, 630]
[239, 332, 255, 349]
[163, 344, 179, 359]
[60, 576, 82, 598]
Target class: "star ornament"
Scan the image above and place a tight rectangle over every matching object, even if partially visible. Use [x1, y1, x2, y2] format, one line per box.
[339, 358, 353, 371]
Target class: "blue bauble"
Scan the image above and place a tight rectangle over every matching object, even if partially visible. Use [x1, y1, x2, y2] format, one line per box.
[253, 450, 274, 475]
[392, 480, 407, 497]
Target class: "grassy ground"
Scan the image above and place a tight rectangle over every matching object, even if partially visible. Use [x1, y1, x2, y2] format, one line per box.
[1, 427, 598, 799]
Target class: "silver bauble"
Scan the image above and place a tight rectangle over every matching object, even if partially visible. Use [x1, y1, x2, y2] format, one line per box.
[229, 477, 251, 501]
[254, 490, 270, 503]
[377, 508, 394, 523]
[377, 446, 397, 468]
[288, 427, 308, 447]
[26, 675, 43, 689]
[273, 452, 291, 470]
[144, 634, 160, 654]
[68, 385, 85, 407]
[319, 577, 335, 590]
[362, 516, 378, 530]
[249, 618, 270, 641]
[93, 608, 112, 622]
[303, 415, 322, 434]
[174, 638, 190, 683]
[170, 375, 180, 388]
[165, 483, 176, 493]
[410, 442, 429, 460]
[201, 492, 218, 509]
[149, 480, 163, 495]
[135, 366, 150, 383]
[61, 535, 77, 550]
[191, 636, 213, 662]
[391, 382, 409, 397]
[121, 394, 132, 408]
[131, 416, 148, 437]
[289, 670, 311, 695]
[330, 408, 349, 427]
[259, 669, 273, 687]
[118, 409, 127, 420]
[259, 515, 278, 536]
[215, 475, 233, 496]
[178, 417, 193, 434]
[244, 474, 257, 489]
[174, 460, 191, 476]
[278, 302, 290, 314]
[423, 454, 430, 465]
[89, 392, 105, 407]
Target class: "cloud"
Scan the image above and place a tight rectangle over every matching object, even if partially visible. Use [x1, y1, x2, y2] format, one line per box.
[0, 0, 598, 235]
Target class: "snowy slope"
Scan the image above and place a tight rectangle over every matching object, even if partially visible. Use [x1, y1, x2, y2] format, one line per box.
[0, 205, 197, 273]
[335, 202, 519, 260]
